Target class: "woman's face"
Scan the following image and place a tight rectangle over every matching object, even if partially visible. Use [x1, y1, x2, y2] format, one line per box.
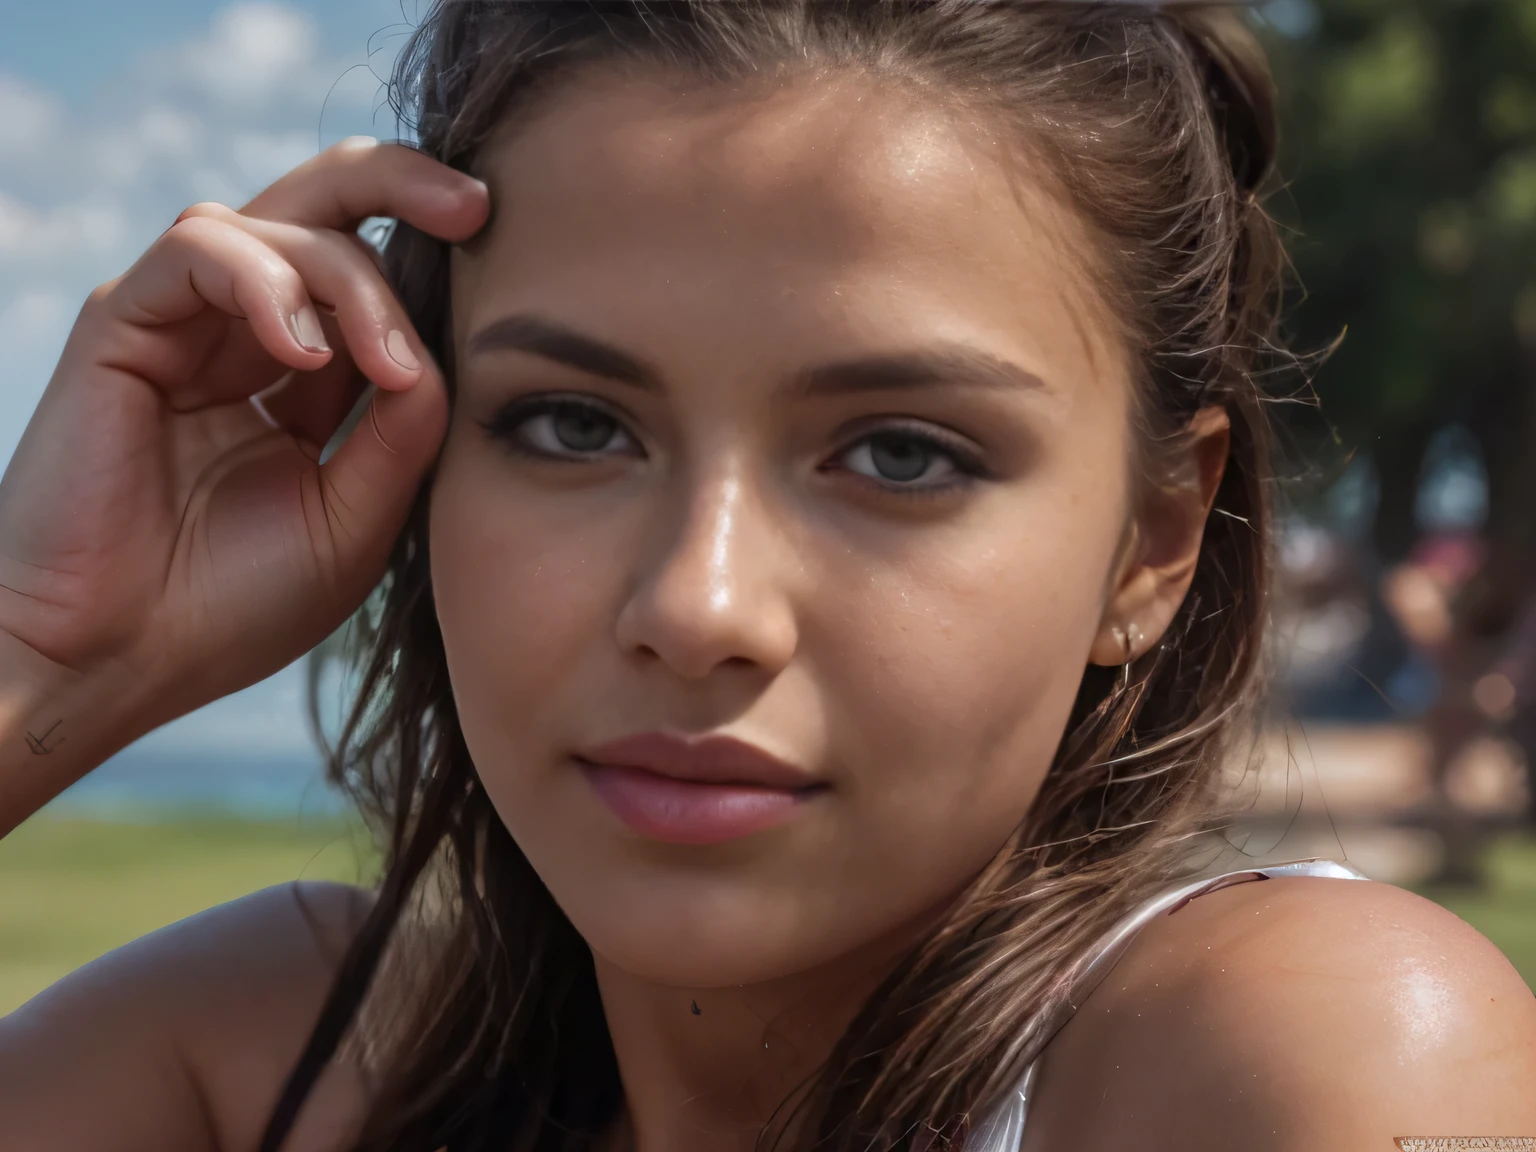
[432, 70, 1143, 987]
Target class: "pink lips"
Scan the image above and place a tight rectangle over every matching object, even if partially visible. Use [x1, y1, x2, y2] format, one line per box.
[575, 731, 824, 845]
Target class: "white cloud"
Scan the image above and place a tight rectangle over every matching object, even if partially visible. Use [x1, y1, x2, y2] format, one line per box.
[231, 128, 322, 188]
[181, 4, 322, 107]
[187, 167, 253, 208]
[0, 74, 65, 156]
[0, 191, 129, 264]
[99, 108, 211, 195]
[138, 106, 207, 157]
[0, 1, 400, 338]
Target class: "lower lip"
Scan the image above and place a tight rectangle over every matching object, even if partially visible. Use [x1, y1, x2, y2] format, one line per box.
[578, 760, 819, 845]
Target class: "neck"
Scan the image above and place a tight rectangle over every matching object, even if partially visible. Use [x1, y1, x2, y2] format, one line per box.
[592, 904, 953, 1152]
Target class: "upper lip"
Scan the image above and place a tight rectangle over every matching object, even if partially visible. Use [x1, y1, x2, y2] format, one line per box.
[575, 731, 821, 790]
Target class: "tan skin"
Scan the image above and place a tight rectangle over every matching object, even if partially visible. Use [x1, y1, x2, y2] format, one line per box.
[0, 68, 1532, 1152]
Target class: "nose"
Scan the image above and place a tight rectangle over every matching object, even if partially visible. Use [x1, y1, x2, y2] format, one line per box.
[614, 463, 799, 681]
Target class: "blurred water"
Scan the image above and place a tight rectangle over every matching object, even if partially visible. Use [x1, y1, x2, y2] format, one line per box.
[46, 746, 351, 819]
[33, 654, 360, 820]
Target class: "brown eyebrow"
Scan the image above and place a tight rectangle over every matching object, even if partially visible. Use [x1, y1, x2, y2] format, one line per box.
[464, 312, 1047, 397]
[464, 314, 663, 391]
[792, 348, 1048, 397]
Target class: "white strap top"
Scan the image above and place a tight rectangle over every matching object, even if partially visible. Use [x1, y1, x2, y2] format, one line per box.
[965, 857, 1372, 1151]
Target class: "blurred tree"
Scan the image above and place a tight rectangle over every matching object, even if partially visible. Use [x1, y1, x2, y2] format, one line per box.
[1264, 0, 1536, 856]
[1266, 0, 1536, 567]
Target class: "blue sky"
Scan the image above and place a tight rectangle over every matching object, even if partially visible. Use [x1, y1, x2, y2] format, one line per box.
[1, 1, 416, 105]
[1, 2, 414, 772]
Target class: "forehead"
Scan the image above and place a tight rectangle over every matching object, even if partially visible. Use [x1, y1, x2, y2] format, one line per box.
[455, 66, 1124, 389]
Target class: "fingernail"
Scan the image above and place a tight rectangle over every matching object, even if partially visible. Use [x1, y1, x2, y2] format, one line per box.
[385, 329, 421, 373]
[289, 308, 329, 353]
[338, 135, 378, 151]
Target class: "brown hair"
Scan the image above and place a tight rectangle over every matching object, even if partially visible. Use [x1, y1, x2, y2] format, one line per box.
[262, 3, 1288, 1149]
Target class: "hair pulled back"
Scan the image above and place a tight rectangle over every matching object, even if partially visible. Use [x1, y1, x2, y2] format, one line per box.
[263, 4, 1290, 1150]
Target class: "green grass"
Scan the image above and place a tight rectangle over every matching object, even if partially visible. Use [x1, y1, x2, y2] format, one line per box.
[1, 817, 1532, 1018]
[0, 813, 376, 1015]
[1413, 833, 1536, 990]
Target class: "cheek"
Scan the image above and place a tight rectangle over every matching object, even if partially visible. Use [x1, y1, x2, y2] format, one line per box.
[427, 455, 628, 776]
[816, 483, 1125, 849]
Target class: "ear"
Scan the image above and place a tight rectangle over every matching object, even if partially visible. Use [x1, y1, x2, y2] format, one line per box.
[1088, 407, 1231, 667]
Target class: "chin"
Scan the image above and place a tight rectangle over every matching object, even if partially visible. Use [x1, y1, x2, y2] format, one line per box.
[555, 868, 865, 988]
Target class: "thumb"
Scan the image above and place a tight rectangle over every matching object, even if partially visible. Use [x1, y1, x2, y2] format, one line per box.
[318, 367, 447, 569]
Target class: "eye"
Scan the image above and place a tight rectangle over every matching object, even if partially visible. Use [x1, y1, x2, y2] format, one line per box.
[837, 427, 979, 491]
[479, 395, 640, 460]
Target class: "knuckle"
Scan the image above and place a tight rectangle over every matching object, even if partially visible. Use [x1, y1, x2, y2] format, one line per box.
[174, 201, 233, 225]
[329, 135, 381, 156]
[81, 281, 118, 323]
[161, 215, 305, 291]
[161, 212, 222, 246]
[155, 216, 241, 268]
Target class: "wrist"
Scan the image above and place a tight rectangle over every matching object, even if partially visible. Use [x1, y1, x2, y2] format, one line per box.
[0, 630, 145, 835]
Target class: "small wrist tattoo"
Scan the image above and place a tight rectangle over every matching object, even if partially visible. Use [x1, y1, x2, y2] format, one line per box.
[24, 719, 64, 756]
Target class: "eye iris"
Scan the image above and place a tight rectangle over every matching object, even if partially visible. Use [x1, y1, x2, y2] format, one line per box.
[869, 434, 930, 482]
[553, 406, 615, 452]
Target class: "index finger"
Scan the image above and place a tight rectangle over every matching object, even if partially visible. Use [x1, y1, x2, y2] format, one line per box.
[239, 136, 489, 242]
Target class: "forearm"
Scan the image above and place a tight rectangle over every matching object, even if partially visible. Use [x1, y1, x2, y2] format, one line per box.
[0, 630, 139, 836]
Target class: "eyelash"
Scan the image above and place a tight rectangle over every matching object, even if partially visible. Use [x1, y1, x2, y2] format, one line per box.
[478, 395, 640, 461]
[826, 418, 988, 496]
[477, 394, 988, 495]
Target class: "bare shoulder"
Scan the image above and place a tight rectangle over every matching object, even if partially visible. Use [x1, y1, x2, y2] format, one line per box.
[0, 879, 378, 1152]
[1022, 871, 1536, 1152]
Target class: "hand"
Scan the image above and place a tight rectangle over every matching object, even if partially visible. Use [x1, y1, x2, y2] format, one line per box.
[0, 137, 489, 747]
